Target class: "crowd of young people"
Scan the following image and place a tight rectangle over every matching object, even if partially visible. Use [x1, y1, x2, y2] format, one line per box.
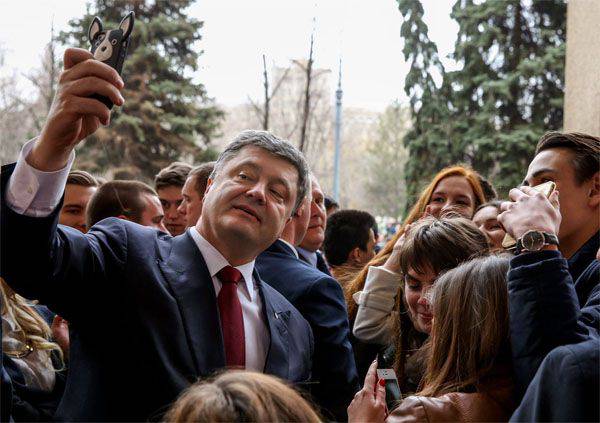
[1, 47, 598, 422]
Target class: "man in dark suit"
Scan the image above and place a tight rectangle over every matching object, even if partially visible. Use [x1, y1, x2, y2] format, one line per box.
[297, 175, 332, 276]
[1, 48, 313, 421]
[256, 193, 359, 420]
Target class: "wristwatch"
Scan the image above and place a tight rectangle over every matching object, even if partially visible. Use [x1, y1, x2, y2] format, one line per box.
[515, 230, 559, 254]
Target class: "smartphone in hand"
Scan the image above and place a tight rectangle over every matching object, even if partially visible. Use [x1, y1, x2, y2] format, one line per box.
[502, 181, 556, 250]
[377, 355, 402, 410]
[88, 12, 135, 109]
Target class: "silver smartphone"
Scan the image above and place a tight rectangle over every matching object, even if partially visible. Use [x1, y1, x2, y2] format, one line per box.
[377, 367, 402, 409]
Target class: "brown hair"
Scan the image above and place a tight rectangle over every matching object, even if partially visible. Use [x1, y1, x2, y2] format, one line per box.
[164, 371, 322, 422]
[392, 216, 490, 387]
[536, 132, 600, 184]
[154, 162, 192, 190]
[86, 180, 157, 227]
[344, 165, 488, 320]
[67, 170, 99, 187]
[474, 200, 503, 215]
[419, 255, 511, 397]
[188, 161, 215, 198]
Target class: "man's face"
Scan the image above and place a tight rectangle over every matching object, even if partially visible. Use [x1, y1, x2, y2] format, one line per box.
[59, 184, 97, 233]
[524, 148, 598, 243]
[157, 185, 186, 236]
[178, 176, 204, 228]
[299, 177, 327, 252]
[357, 228, 377, 265]
[293, 195, 312, 246]
[138, 193, 168, 233]
[199, 146, 298, 257]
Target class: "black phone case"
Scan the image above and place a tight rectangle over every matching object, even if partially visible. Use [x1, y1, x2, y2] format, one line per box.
[90, 40, 129, 109]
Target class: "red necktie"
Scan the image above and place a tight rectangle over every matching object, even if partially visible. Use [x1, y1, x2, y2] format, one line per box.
[216, 266, 246, 368]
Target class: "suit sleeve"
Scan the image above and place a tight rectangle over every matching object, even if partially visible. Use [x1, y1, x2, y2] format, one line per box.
[300, 276, 359, 420]
[507, 250, 595, 396]
[1, 163, 127, 322]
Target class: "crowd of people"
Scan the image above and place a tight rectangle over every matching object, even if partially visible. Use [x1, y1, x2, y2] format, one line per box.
[1, 47, 599, 422]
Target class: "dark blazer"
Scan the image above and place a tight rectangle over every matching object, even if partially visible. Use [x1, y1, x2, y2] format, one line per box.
[511, 338, 599, 422]
[256, 240, 359, 420]
[508, 248, 599, 398]
[0, 164, 313, 421]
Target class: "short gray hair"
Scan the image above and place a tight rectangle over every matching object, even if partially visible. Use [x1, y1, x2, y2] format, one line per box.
[211, 130, 310, 212]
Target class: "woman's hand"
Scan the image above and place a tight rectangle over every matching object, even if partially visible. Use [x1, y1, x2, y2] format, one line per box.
[383, 224, 411, 274]
[348, 360, 387, 423]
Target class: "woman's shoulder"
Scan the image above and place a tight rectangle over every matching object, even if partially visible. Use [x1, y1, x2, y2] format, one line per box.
[387, 382, 515, 423]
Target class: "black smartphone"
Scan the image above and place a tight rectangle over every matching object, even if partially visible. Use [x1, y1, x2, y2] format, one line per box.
[377, 354, 402, 410]
[88, 12, 135, 109]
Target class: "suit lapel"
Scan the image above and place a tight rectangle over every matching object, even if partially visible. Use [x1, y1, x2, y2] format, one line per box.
[256, 268, 290, 379]
[158, 233, 225, 376]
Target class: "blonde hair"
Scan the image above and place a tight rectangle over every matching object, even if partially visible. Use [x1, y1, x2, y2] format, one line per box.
[165, 371, 322, 422]
[0, 278, 64, 366]
[344, 165, 487, 320]
[419, 255, 511, 397]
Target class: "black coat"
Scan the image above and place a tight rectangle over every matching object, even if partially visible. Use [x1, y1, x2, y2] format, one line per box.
[256, 240, 359, 420]
[508, 232, 599, 421]
[1, 164, 313, 421]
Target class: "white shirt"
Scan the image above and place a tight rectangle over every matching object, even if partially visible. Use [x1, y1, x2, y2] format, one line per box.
[189, 227, 269, 371]
[5, 139, 269, 372]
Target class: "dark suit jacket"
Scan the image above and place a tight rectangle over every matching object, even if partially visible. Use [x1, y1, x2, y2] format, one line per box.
[256, 240, 359, 420]
[0, 164, 313, 421]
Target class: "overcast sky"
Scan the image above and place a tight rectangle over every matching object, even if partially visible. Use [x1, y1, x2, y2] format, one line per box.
[0, 0, 458, 111]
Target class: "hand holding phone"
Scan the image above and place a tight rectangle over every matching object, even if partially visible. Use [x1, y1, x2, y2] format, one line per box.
[377, 355, 402, 410]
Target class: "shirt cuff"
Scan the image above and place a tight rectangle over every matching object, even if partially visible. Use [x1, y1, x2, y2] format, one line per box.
[5, 138, 75, 217]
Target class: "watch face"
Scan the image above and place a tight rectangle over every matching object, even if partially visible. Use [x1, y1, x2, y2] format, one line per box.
[523, 231, 545, 251]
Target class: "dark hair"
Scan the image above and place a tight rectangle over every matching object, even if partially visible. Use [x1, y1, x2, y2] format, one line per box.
[154, 162, 192, 190]
[324, 196, 339, 211]
[474, 200, 503, 215]
[87, 180, 157, 227]
[211, 130, 310, 213]
[477, 175, 497, 202]
[67, 170, 99, 187]
[322, 210, 376, 266]
[392, 215, 490, 387]
[188, 162, 215, 198]
[536, 132, 600, 185]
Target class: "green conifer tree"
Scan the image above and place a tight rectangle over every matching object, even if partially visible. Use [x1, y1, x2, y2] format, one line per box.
[60, 0, 223, 180]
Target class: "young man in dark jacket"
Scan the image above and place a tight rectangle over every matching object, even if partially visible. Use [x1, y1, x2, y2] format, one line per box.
[498, 131, 599, 421]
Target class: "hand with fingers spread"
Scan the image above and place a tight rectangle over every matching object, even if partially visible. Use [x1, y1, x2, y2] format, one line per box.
[497, 186, 561, 240]
[28, 47, 125, 172]
[348, 360, 387, 423]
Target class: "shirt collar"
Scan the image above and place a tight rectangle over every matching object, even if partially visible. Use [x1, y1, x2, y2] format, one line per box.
[278, 238, 299, 259]
[189, 227, 256, 300]
[296, 247, 317, 267]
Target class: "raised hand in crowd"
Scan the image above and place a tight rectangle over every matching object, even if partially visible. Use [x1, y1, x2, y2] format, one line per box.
[28, 48, 124, 172]
[347, 360, 387, 423]
[51, 316, 70, 360]
[498, 187, 561, 244]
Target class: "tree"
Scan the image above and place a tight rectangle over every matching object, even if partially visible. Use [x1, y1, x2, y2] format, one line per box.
[447, 0, 566, 194]
[397, 0, 450, 209]
[247, 55, 290, 131]
[60, 0, 223, 180]
[364, 102, 410, 218]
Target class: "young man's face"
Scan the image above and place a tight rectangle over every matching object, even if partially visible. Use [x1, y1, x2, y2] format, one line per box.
[299, 177, 327, 252]
[138, 193, 168, 233]
[524, 147, 598, 244]
[59, 184, 97, 233]
[157, 185, 186, 236]
[199, 146, 298, 257]
[178, 176, 204, 228]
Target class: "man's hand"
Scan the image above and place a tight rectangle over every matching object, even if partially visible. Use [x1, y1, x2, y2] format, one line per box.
[498, 187, 561, 240]
[28, 48, 125, 171]
[348, 360, 387, 423]
[51, 315, 70, 360]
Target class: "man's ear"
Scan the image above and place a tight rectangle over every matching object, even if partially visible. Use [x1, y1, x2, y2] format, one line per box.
[204, 178, 214, 195]
[588, 171, 600, 208]
[348, 247, 362, 265]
